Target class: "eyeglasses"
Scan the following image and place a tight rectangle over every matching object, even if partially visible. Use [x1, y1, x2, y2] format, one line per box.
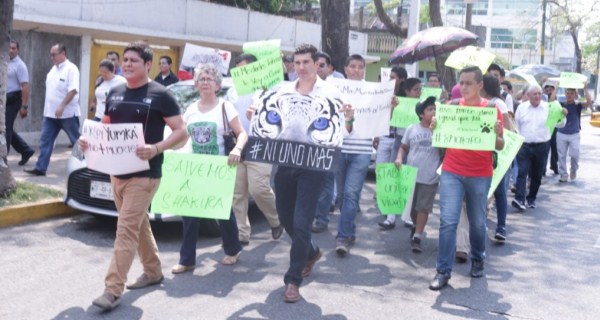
[49, 52, 62, 57]
[197, 77, 216, 83]
[318, 63, 326, 68]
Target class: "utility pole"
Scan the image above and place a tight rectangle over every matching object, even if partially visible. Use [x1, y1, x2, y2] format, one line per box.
[465, 2, 473, 31]
[541, 0, 547, 64]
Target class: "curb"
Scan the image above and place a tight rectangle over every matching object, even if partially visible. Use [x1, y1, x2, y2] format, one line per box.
[0, 199, 78, 228]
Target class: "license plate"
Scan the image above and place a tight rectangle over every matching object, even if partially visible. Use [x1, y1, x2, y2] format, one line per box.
[90, 181, 114, 200]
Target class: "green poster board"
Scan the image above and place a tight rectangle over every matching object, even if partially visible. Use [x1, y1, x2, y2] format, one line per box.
[546, 101, 565, 132]
[558, 72, 587, 89]
[151, 152, 237, 219]
[230, 51, 284, 95]
[243, 39, 281, 60]
[390, 97, 421, 128]
[375, 163, 418, 215]
[487, 131, 524, 198]
[444, 46, 496, 72]
[432, 104, 498, 151]
[421, 87, 442, 100]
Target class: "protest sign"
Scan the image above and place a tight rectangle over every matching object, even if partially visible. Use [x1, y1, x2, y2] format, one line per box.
[421, 87, 443, 100]
[328, 78, 395, 138]
[231, 51, 284, 95]
[546, 101, 565, 132]
[243, 39, 281, 60]
[151, 153, 236, 219]
[179, 43, 231, 79]
[445, 46, 496, 72]
[487, 131, 524, 198]
[558, 72, 587, 89]
[244, 136, 341, 171]
[375, 163, 418, 215]
[432, 104, 498, 151]
[380, 67, 391, 82]
[390, 97, 420, 128]
[81, 120, 148, 175]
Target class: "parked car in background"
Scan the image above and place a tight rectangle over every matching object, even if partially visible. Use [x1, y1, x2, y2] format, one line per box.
[63, 78, 233, 236]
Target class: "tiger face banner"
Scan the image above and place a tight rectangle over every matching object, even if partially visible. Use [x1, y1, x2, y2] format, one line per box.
[245, 90, 345, 171]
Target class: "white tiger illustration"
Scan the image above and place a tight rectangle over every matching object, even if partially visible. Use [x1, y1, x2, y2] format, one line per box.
[250, 90, 344, 147]
[191, 126, 212, 144]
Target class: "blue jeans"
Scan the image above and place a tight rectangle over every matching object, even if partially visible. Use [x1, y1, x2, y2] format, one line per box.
[179, 212, 241, 266]
[34, 116, 80, 172]
[314, 172, 335, 226]
[275, 166, 327, 286]
[436, 171, 491, 275]
[516, 143, 548, 204]
[493, 172, 509, 232]
[336, 153, 371, 240]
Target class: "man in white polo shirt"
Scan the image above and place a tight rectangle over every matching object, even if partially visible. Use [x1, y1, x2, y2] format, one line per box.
[25, 43, 81, 176]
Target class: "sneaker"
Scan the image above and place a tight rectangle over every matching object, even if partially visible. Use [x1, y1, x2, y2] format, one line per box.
[470, 260, 485, 278]
[570, 170, 577, 180]
[411, 237, 422, 253]
[511, 199, 526, 211]
[455, 251, 468, 263]
[312, 223, 328, 233]
[527, 201, 537, 209]
[559, 176, 568, 183]
[126, 273, 164, 290]
[335, 238, 349, 256]
[403, 220, 414, 228]
[92, 292, 121, 311]
[494, 229, 506, 242]
[377, 220, 395, 230]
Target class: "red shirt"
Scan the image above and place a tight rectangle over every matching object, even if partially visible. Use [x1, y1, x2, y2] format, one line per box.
[442, 98, 503, 178]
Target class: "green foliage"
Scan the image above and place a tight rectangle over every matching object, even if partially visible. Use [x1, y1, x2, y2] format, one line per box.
[208, 0, 316, 14]
[419, 4, 430, 24]
[0, 181, 63, 207]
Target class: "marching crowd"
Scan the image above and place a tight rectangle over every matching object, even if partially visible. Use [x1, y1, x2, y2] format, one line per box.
[6, 39, 591, 311]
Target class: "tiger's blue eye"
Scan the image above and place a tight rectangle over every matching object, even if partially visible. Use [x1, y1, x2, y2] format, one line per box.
[312, 117, 328, 130]
[266, 110, 281, 124]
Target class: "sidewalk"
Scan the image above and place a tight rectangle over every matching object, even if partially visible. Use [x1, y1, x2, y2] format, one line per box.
[1, 145, 76, 227]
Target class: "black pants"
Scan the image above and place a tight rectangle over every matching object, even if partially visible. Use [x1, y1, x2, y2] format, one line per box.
[5, 91, 33, 155]
[548, 128, 558, 173]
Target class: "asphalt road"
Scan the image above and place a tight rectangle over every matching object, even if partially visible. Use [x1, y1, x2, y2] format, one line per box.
[2, 121, 600, 320]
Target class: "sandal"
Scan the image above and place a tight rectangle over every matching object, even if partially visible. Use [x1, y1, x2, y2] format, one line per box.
[221, 251, 241, 265]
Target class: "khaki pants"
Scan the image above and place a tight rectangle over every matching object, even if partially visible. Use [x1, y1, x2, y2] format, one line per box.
[105, 177, 162, 297]
[233, 161, 279, 242]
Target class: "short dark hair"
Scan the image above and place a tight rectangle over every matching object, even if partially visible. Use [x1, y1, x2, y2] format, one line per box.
[293, 44, 318, 62]
[427, 73, 440, 81]
[160, 55, 173, 65]
[316, 52, 332, 65]
[391, 66, 408, 80]
[234, 53, 257, 65]
[460, 66, 483, 82]
[53, 43, 67, 56]
[482, 75, 502, 99]
[416, 96, 436, 119]
[10, 39, 19, 50]
[401, 77, 422, 97]
[106, 51, 120, 60]
[500, 80, 512, 91]
[345, 54, 365, 67]
[124, 41, 153, 63]
[99, 59, 116, 73]
[487, 63, 505, 77]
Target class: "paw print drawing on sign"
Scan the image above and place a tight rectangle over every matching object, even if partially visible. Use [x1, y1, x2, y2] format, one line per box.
[480, 123, 493, 133]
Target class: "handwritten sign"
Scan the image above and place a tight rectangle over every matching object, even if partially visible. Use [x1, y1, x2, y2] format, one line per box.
[421, 87, 442, 100]
[231, 51, 284, 95]
[179, 43, 231, 77]
[375, 163, 418, 215]
[328, 78, 395, 138]
[432, 104, 498, 151]
[380, 67, 392, 82]
[390, 97, 420, 128]
[151, 153, 236, 219]
[244, 137, 341, 171]
[558, 72, 587, 89]
[81, 120, 149, 175]
[487, 131, 524, 198]
[445, 46, 496, 72]
[546, 101, 565, 132]
[243, 39, 281, 60]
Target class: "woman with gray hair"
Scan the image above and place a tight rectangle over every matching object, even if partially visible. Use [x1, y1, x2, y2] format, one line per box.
[90, 59, 126, 121]
[171, 63, 248, 274]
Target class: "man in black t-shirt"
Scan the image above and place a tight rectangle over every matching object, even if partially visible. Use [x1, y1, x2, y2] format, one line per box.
[82, 42, 188, 311]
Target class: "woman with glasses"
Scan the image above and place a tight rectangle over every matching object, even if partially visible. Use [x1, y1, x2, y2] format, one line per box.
[171, 63, 247, 274]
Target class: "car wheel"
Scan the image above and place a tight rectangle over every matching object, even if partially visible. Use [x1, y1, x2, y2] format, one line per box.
[198, 218, 221, 238]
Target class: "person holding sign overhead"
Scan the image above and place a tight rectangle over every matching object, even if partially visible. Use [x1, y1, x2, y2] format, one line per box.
[82, 42, 189, 311]
[171, 63, 246, 275]
[429, 66, 504, 291]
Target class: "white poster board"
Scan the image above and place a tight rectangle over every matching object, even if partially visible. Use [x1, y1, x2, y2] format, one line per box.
[179, 43, 232, 79]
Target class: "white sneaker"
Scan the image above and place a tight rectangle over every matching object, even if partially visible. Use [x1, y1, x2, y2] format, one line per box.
[570, 171, 576, 180]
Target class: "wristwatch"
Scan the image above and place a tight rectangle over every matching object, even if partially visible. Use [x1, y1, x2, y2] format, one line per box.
[21, 105, 28, 110]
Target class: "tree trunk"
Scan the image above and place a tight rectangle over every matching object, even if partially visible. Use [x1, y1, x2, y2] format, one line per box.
[373, 0, 407, 38]
[320, 0, 350, 74]
[429, 0, 456, 92]
[570, 29, 582, 73]
[0, 0, 18, 196]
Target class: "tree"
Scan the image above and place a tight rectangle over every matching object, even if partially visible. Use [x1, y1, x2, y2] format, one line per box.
[320, 0, 349, 73]
[0, 0, 17, 196]
[547, 0, 600, 73]
[206, 0, 316, 15]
